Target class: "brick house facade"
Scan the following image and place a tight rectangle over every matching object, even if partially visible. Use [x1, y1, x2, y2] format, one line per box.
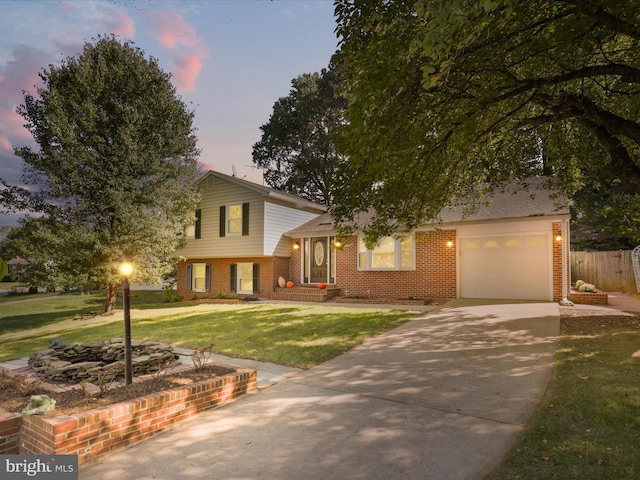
[176, 172, 571, 303]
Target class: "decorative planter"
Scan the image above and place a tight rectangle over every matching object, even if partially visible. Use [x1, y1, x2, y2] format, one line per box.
[7, 366, 256, 466]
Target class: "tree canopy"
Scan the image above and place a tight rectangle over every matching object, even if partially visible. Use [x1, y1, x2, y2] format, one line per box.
[1, 36, 201, 309]
[252, 68, 346, 205]
[332, 0, 640, 243]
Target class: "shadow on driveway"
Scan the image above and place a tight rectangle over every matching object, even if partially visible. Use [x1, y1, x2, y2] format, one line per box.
[80, 299, 559, 480]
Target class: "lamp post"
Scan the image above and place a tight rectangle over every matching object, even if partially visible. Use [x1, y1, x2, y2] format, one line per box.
[118, 259, 134, 385]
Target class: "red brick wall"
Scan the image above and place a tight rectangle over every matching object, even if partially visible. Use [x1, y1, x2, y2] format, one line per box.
[19, 368, 256, 466]
[290, 230, 457, 300]
[552, 222, 564, 302]
[273, 256, 290, 287]
[177, 257, 283, 299]
[0, 412, 20, 454]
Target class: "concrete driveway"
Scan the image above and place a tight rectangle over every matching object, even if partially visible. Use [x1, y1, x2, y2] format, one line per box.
[79, 299, 560, 480]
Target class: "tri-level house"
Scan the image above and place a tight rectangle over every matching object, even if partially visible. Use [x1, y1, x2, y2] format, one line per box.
[175, 171, 326, 301]
[176, 172, 572, 303]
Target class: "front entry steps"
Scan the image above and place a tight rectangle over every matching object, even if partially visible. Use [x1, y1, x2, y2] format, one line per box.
[270, 285, 341, 303]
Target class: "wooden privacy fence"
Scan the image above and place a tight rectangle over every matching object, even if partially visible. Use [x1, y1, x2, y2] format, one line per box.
[571, 250, 638, 293]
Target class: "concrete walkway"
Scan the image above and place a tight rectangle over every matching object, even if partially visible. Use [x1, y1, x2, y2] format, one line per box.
[78, 299, 559, 480]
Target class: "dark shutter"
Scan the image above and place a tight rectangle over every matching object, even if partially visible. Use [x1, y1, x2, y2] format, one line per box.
[205, 264, 211, 291]
[230, 264, 236, 292]
[186, 264, 192, 290]
[242, 203, 250, 236]
[252, 263, 260, 293]
[219, 206, 226, 237]
[195, 209, 202, 239]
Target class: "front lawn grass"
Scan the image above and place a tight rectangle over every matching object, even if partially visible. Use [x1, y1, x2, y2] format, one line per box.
[0, 293, 416, 368]
[485, 327, 640, 479]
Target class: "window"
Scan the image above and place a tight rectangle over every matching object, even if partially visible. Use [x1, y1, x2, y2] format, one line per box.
[219, 203, 249, 237]
[230, 263, 260, 294]
[358, 235, 415, 270]
[185, 209, 201, 239]
[228, 204, 242, 235]
[186, 263, 210, 292]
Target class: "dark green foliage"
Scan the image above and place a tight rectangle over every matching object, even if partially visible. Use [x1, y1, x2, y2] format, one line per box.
[0, 259, 7, 281]
[333, 0, 640, 242]
[252, 67, 346, 205]
[1, 36, 201, 310]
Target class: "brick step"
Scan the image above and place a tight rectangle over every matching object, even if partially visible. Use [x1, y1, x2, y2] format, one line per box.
[270, 286, 340, 303]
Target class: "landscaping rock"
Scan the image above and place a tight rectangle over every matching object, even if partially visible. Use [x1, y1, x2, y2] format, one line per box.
[28, 339, 180, 384]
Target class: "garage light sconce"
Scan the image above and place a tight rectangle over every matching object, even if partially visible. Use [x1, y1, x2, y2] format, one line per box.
[446, 240, 454, 247]
[555, 235, 562, 242]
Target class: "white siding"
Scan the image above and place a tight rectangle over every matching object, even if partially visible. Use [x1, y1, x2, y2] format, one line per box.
[264, 202, 320, 256]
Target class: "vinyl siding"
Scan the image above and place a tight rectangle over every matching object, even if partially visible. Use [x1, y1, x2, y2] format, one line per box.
[176, 176, 265, 259]
[264, 202, 321, 257]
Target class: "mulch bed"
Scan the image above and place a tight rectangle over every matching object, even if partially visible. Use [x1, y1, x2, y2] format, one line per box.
[559, 302, 640, 336]
[0, 364, 236, 416]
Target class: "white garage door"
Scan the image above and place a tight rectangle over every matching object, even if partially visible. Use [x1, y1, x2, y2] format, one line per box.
[459, 234, 551, 300]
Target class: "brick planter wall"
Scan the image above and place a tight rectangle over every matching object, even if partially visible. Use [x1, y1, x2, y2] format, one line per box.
[568, 291, 609, 305]
[0, 412, 21, 454]
[13, 367, 256, 466]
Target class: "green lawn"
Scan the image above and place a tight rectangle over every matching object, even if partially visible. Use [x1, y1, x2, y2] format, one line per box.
[486, 324, 640, 479]
[0, 292, 416, 368]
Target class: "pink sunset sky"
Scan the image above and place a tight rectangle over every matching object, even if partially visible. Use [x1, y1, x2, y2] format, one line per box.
[0, 0, 337, 226]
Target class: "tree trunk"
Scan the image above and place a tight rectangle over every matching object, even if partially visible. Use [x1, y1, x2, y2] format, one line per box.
[105, 282, 118, 313]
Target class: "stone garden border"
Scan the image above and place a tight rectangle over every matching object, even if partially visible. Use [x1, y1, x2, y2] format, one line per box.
[0, 365, 257, 466]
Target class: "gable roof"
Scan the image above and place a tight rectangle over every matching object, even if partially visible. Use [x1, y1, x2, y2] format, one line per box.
[285, 177, 570, 237]
[439, 177, 569, 223]
[199, 170, 327, 214]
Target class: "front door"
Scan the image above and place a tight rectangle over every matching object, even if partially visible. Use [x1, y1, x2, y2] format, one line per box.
[310, 238, 328, 283]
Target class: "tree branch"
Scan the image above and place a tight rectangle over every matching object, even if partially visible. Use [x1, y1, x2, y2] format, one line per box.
[558, 0, 640, 40]
[496, 64, 640, 103]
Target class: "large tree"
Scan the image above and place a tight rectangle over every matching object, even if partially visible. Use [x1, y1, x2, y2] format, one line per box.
[252, 68, 346, 205]
[1, 36, 200, 310]
[332, 0, 640, 242]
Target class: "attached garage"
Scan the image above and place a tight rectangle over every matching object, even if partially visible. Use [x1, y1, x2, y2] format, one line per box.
[286, 177, 571, 303]
[457, 221, 555, 301]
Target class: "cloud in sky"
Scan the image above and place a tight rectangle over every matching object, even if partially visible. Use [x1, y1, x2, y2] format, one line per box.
[0, 44, 52, 186]
[147, 10, 207, 92]
[0, 1, 337, 226]
[102, 8, 136, 38]
[0, 3, 207, 187]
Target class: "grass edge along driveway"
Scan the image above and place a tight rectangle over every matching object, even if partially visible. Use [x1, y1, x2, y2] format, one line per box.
[0, 293, 417, 368]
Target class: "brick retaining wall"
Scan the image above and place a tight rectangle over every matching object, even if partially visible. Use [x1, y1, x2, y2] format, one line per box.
[0, 412, 21, 454]
[2, 366, 256, 466]
[568, 291, 609, 305]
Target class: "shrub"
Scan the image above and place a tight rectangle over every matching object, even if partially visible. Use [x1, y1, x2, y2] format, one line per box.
[162, 286, 183, 303]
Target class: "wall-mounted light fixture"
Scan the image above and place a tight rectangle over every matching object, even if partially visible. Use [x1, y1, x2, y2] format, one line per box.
[446, 240, 454, 247]
[555, 235, 562, 242]
[293, 241, 300, 250]
[334, 239, 343, 248]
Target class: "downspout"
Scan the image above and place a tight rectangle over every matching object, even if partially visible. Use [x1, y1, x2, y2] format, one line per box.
[560, 218, 574, 306]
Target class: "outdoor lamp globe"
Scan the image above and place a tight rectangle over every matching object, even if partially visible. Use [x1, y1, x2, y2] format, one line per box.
[118, 261, 134, 278]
